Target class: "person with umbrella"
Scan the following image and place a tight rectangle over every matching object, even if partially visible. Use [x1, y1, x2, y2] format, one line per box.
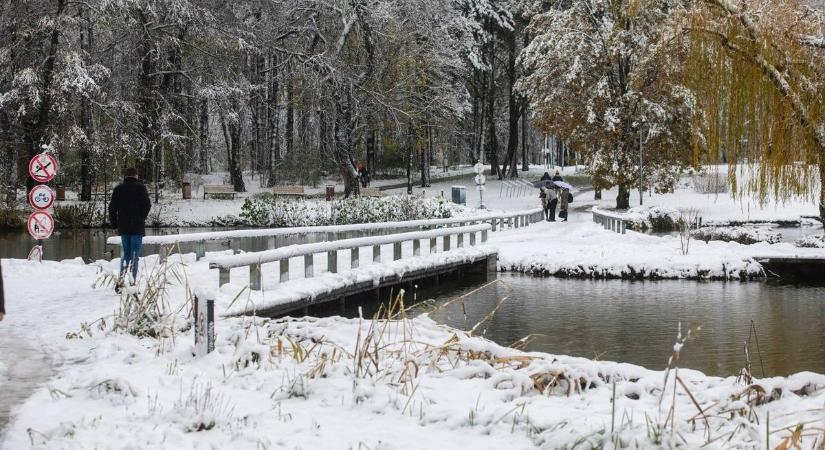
[544, 181, 559, 221]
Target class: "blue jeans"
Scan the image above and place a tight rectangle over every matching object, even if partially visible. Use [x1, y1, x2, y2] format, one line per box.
[120, 235, 143, 280]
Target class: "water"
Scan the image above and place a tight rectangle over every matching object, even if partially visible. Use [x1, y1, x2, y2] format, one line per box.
[421, 275, 825, 377]
[0, 227, 400, 261]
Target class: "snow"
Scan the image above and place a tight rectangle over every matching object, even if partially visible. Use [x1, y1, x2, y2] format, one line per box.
[1, 258, 824, 449]
[492, 220, 825, 280]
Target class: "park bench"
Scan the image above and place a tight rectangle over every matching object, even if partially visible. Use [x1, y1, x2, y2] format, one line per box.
[203, 185, 236, 200]
[360, 187, 383, 197]
[272, 185, 306, 199]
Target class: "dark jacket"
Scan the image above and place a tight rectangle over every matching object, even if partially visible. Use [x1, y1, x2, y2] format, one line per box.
[552, 174, 564, 182]
[540, 172, 552, 181]
[0, 260, 5, 315]
[108, 177, 151, 235]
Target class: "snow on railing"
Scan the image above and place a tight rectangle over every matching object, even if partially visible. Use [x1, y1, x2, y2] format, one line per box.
[209, 223, 493, 290]
[106, 208, 543, 259]
[591, 206, 631, 234]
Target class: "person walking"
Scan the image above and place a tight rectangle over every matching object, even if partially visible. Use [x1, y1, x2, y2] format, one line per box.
[539, 187, 549, 220]
[544, 182, 558, 221]
[540, 171, 552, 182]
[559, 187, 570, 222]
[0, 261, 5, 321]
[108, 167, 151, 285]
[552, 170, 564, 182]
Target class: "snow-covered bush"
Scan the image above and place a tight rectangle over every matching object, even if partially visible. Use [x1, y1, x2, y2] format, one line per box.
[692, 226, 782, 245]
[625, 205, 682, 231]
[692, 173, 729, 194]
[795, 234, 825, 248]
[240, 195, 453, 227]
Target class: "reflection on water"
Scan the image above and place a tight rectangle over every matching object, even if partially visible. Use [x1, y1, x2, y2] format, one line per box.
[422, 274, 825, 377]
[0, 227, 399, 261]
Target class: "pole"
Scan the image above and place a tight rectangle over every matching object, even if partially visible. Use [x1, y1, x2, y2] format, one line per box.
[639, 126, 644, 206]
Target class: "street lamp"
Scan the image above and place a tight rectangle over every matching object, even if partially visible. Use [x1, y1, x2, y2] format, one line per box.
[474, 161, 486, 210]
[639, 120, 646, 206]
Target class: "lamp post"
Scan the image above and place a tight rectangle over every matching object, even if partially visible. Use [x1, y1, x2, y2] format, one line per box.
[474, 161, 486, 210]
[639, 121, 645, 206]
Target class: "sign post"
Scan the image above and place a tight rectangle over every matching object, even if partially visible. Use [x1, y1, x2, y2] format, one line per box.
[474, 162, 486, 210]
[194, 295, 215, 356]
[27, 146, 58, 261]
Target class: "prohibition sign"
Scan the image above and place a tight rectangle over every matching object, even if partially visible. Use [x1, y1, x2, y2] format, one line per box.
[27, 211, 54, 240]
[28, 153, 58, 183]
[28, 185, 55, 210]
[27, 245, 43, 262]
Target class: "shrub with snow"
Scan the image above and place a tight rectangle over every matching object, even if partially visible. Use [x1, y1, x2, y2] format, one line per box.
[240, 195, 453, 227]
[795, 234, 825, 248]
[625, 205, 682, 231]
[692, 226, 783, 245]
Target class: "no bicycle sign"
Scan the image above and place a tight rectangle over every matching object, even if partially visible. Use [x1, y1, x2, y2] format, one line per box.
[28, 185, 55, 210]
[27, 210, 54, 240]
[28, 153, 58, 183]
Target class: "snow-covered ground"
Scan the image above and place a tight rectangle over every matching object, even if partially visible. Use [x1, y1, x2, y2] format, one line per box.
[1, 256, 824, 449]
[2, 166, 824, 448]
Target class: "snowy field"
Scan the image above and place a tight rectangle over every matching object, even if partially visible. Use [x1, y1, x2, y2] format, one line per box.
[1, 256, 824, 449]
[2, 166, 824, 448]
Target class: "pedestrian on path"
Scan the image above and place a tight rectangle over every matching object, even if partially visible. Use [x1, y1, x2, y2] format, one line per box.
[544, 182, 558, 221]
[552, 170, 564, 182]
[0, 261, 5, 321]
[559, 188, 570, 222]
[108, 167, 151, 285]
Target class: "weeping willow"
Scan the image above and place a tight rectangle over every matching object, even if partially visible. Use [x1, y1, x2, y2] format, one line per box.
[680, 0, 825, 213]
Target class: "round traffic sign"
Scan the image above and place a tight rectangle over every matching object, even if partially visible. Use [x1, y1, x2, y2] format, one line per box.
[28, 153, 58, 183]
[27, 211, 54, 240]
[28, 185, 55, 210]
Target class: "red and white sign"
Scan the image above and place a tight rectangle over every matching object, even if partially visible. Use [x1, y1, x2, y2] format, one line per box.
[28, 185, 55, 210]
[28, 153, 58, 183]
[27, 245, 43, 262]
[27, 211, 54, 240]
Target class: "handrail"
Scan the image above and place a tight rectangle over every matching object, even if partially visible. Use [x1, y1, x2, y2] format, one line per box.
[106, 208, 543, 259]
[208, 223, 493, 289]
[591, 206, 631, 234]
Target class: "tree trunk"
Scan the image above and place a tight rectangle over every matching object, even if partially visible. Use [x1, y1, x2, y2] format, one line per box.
[285, 75, 294, 163]
[485, 53, 501, 178]
[78, 9, 93, 201]
[617, 185, 630, 210]
[406, 121, 414, 194]
[366, 128, 376, 175]
[198, 99, 209, 174]
[503, 30, 520, 179]
[421, 124, 432, 187]
[24, 0, 66, 193]
[521, 100, 529, 172]
[332, 89, 358, 198]
[220, 109, 246, 192]
[267, 54, 280, 187]
[820, 162, 825, 222]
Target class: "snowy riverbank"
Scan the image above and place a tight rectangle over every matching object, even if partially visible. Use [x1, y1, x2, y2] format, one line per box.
[493, 220, 825, 280]
[1, 258, 824, 449]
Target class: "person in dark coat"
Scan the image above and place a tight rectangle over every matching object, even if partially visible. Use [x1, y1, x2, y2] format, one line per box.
[540, 172, 552, 182]
[544, 181, 559, 221]
[108, 167, 151, 282]
[0, 261, 5, 321]
[552, 170, 564, 182]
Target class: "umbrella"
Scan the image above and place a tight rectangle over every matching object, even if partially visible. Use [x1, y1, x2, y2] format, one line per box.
[532, 179, 577, 192]
[552, 180, 575, 191]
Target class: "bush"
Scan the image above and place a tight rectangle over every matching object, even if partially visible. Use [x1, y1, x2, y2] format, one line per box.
[795, 234, 825, 248]
[53, 202, 104, 228]
[239, 195, 453, 227]
[0, 203, 25, 228]
[692, 226, 782, 245]
[625, 205, 682, 232]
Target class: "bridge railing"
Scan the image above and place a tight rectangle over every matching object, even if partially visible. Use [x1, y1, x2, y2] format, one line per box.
[106, 208, 542, 259]
[591, 206, 631, 234]
[209, 223, 493, 290]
